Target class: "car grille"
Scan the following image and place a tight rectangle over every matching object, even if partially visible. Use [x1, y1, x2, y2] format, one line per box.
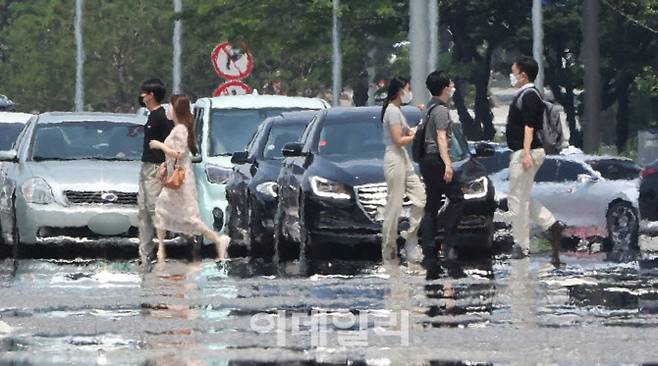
[355, 183, 410, 222]
[64, 191, 138, 205]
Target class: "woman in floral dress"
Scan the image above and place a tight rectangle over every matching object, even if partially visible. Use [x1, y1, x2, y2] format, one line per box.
[149, 94, 229, 262]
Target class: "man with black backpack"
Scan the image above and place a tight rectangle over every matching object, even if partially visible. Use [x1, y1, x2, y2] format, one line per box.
[506, 56, 565, 266]
[417, 71, 464, 268]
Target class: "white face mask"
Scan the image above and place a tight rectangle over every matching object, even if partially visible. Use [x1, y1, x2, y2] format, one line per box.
[510, 73, 519, 88]
[401, 90, 413, 104]
[449, 87, 456, 98]
[166, 105, 174, 121]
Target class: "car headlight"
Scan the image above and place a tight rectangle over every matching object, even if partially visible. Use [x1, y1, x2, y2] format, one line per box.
[256, 181, 278, 198]
[310, 176, 352, 200]
[462, 176, 488, 200]
[22, 177, 54, 204]
[205, 164, 232, 185]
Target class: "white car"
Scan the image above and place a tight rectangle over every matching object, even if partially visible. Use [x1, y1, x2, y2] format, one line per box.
[191, 94, 330, 243]
[0, 112, 146, 250]
[491, 153, 642, 252]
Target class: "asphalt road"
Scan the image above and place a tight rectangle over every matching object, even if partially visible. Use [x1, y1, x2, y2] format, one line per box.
[2, 238, 658, 365]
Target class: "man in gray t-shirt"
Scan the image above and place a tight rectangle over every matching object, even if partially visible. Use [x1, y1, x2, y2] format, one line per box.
[423, 99, 452, 154]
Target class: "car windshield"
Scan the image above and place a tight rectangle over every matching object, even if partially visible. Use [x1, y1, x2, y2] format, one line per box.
[208, 108, 309, 156]
[587, 159, 642, 180]
[0, 123, 24, 150]
[31, 121, 143, 161]
[262, 123, 306, 160]
[317, 115, 470, 161]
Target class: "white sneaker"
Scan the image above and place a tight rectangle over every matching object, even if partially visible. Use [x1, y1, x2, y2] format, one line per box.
[404, 239, 421, 263]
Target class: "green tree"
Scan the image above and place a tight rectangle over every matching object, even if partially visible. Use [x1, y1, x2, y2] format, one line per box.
[0, 0, 76, 112]
[439, 0, 531, 140]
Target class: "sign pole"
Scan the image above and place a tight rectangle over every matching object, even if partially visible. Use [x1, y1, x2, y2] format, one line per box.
[74, 0, 84, 111]
[332, 0, 342, 107]
[173, 0, 183, 94]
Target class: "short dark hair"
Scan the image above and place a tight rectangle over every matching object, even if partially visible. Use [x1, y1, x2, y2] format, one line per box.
[426, 71, 451, 97]
[140, 79, 166, 103]
[514, 56, 539, 82]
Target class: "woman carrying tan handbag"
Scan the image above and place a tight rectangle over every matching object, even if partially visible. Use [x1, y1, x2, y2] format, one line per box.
[149, 94, 229, 262]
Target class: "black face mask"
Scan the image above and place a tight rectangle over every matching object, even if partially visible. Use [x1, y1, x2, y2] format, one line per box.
[138, 95, 146, 108]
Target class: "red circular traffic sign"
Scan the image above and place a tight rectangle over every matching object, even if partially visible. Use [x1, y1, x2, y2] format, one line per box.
[213, 80, 253, 97]
[211, 42, 254, 80]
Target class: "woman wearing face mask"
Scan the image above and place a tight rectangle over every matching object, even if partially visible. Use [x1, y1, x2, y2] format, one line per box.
[149, 94, 230, 263]
[380, 77, 426, 265]
[418, 71, 464, 267]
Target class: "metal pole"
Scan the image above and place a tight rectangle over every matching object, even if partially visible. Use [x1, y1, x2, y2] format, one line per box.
[582, 0, 601, 153]
[428, 0, 439, 73]
[532, 0, 544, 92]
[332, 0, 342, 107]
[74, 0, 84, 111]
[409, 0, 429, 104]
[173, 0, 183, 94]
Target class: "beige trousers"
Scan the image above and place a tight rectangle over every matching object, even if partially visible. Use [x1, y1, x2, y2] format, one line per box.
[507, 148, 556, 251]
[138, 162, 164, 261]
[382, 147, 426, 261]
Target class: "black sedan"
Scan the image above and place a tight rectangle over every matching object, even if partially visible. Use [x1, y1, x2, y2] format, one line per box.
[273, 106, 496, 261]
[225, 111, 318, 258]
[640, 160, 658, 224]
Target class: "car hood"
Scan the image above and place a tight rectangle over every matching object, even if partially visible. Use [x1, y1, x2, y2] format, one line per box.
[309, 153, 485, 188]
[308, 153, 387, 187]
[25, 160, 141, 192]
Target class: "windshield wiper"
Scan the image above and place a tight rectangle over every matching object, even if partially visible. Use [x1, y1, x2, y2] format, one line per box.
[32, 156, 77, 161]
[32, 156, 134, 162]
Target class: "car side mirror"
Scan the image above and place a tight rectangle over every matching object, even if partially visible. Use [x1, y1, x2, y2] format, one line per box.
[282, 142, 305, 157]
[0, 150, 18, 162]
[474, 143, 495, 158]
[577, 174, 597, 184]
[231, 151, 252, 165]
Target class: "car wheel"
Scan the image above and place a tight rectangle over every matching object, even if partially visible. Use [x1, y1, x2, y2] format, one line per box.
[273, 203, 298, 262]
[605, 200, 639, 254]
[10, 195, 20, 260]
[298, 199, 314, 261]
[248, 199, 272, 259]
[226, 198, 240, 244]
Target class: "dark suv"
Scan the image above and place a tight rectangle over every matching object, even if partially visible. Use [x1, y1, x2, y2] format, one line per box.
[226, 111, 318, 258]
[273, 106, 496, 261]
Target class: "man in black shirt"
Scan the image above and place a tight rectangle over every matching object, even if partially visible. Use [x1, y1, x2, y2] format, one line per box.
[505, 56, 564, 266]
[137, 79, 174, 266]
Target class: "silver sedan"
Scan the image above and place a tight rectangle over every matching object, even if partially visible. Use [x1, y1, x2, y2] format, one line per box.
[0, 112, 146, 248]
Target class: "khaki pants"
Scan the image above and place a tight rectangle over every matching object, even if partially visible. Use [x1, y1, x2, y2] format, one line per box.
[138, 162, 163, 261]
[382, 147, 426, 261]
[508, 148, 556, 251]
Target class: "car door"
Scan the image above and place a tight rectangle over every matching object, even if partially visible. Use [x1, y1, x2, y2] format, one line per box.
[228, 121, 267, 229]
[564, 161, 626, 229]
[290, 117, 320, 217]
[279, 116, 318, 225]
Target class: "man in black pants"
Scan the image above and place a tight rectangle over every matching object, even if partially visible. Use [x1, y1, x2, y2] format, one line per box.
[137, 79, 174, 266]
[419, 71, 464, 268]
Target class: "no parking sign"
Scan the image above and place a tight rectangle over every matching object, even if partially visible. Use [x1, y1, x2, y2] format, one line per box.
[213, 80, 253, 97]
[211, 42, 254, 80]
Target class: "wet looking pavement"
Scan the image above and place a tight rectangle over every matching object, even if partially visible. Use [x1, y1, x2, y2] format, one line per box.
[2, 246, 658, 365]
